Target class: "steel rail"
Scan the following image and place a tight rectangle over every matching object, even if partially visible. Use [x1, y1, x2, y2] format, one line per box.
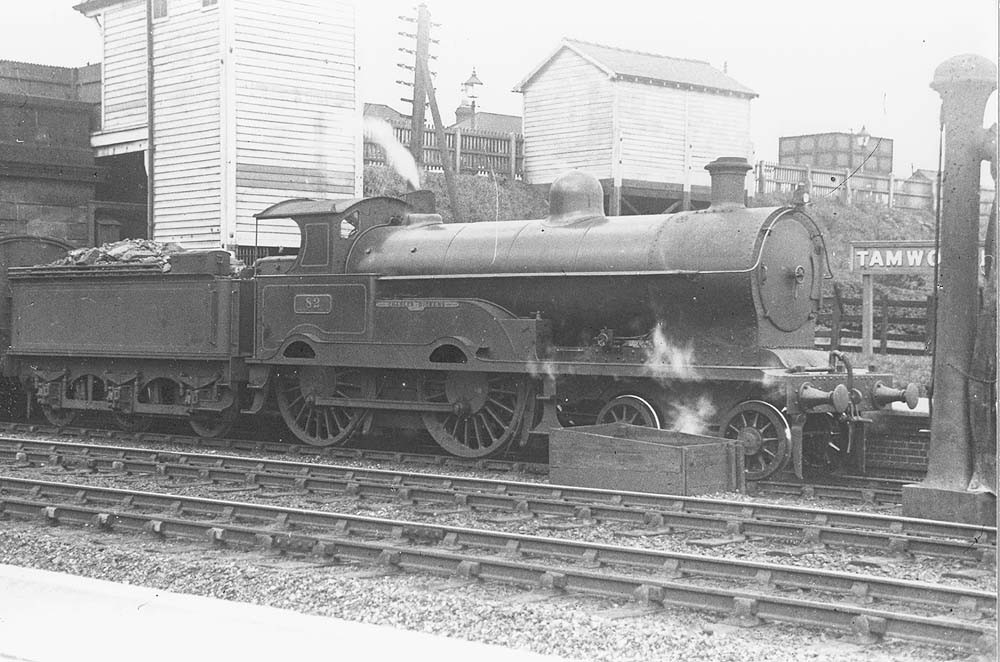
[0, 424, 925, 504]
[1, 438, 993, 561]
[754, 478, 906, 505]
[0, 480, 993, 651]
[0, 422, 548, 474]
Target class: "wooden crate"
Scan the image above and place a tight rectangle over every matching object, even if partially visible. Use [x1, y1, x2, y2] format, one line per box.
[549, 424, 745, 496]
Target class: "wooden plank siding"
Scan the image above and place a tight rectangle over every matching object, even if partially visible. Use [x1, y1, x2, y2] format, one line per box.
[685, 92, 752, 188]
[150, 0, 222, 248]
[616, 81, 686, 184]
[519, 44, 753, 196]
[232, 0, 359, 248]
[605, 81, 751, 189]
[521, 49, 614, 184]
[83, 0, 360, 250]
[101, 0, 148, 131]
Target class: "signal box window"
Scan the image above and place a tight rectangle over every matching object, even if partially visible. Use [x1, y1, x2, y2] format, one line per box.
[152, 0, 168, 19]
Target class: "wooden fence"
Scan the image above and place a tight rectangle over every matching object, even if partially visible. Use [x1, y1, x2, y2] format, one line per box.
[364, 121, 523, 179]
[756, 161, 994, 223]
[815, 287, 934, 356]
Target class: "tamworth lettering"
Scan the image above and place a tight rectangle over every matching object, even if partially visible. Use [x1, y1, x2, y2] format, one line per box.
[853, 246, 986, 271]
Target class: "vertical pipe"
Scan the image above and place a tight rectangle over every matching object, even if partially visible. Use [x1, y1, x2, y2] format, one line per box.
[925, 54, 996, 488]
[861, 273, 873, 358]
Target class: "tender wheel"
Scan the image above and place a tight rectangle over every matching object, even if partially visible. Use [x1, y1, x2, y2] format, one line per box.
[110, 378, 170, 433]
[111, 412, 152, 433]
[41, 405, 77, 427]
[596, 394, 662, 428]
[275, 366, 372, 446]
[420, 372, 529, 458]
[189, 407, 238, 438]
[719, 400, 791, 481]
[39, 374, 103, 427]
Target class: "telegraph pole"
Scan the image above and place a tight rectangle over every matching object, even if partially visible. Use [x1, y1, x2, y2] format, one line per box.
[397, 4, 460, 221]
[405, 4, 431, 166]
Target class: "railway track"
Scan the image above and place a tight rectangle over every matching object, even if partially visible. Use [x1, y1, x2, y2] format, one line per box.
[0, 422, 917, 505]
[0, 438, 992, 562]
[0, 476, 994, 651]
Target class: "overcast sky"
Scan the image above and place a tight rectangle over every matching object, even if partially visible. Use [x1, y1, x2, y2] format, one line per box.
[4, 0, 997, 178]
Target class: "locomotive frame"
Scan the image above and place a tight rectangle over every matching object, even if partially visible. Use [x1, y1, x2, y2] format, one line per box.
[3, 157, 918, 481]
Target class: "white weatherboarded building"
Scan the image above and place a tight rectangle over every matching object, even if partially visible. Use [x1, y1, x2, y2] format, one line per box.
[75, 0, 361, 251]
[514, 39, 756, 213]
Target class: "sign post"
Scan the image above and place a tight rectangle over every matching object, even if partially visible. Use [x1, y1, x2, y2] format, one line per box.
[849, 240, 985, 356]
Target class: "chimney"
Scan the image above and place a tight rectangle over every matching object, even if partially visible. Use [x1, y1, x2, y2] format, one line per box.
[455, 101, 474, 127]
[704, 157, 752, 207]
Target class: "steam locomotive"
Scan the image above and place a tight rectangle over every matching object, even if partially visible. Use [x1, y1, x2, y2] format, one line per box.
[3, 157, 917, 480]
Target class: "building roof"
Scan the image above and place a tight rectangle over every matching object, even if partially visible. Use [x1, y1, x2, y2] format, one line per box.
[73, 0, 126, 15]
[909, 168, 940, 182]
[363, 103, 409, 123]
[450, 112, 522, 134]
[514, 38, 757, 99]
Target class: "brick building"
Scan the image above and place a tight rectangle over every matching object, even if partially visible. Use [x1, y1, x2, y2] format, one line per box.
[0, 61, 113, 246]
[779, 129, 894, 176]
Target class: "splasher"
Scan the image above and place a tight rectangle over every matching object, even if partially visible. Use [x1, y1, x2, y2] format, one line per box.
[363, 117, 421, 191]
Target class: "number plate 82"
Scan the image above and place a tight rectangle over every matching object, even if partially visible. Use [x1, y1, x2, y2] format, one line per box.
[293, 294, 333, 314]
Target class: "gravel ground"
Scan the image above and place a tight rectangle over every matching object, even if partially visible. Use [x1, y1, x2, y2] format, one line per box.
[10, 462, 993, 594]
[0, 521, 981, 662]
[0, 429, 994, 660]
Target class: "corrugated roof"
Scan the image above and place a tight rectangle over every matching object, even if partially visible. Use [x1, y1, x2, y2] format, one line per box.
[515, 39, 756, 98]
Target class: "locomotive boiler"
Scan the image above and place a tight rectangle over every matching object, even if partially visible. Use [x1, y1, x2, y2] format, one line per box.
[5, 156, 918, 481]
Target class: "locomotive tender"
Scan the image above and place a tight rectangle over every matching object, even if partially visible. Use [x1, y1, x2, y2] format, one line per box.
[4, 157, 917, 480]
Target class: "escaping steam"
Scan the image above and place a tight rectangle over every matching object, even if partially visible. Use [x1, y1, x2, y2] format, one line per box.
[644, 323, 700, 381]
[667, 394, 716, 436]
[526, 359, 558, 382]
[363, 116, 420, 191]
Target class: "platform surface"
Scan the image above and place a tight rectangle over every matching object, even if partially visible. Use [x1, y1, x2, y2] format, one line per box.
[0, 564, 566, 662]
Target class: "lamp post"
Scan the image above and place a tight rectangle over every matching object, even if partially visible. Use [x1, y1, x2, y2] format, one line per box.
[849, 125, 871, 171]
[847, 126, 871, 205]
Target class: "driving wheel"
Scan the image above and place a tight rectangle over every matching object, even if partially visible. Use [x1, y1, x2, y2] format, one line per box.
[420, 372, 529, 458]
[275, 366, 373, 446]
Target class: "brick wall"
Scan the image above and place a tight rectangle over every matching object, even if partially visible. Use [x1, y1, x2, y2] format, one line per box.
[0, 61, 104, 247]
[864, 412, 929, 479]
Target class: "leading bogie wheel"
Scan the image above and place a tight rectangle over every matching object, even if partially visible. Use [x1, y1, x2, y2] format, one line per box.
[275, 366, 373, 446]
[595, 394, 662, 428]
[420, 372, 529, 458]
[718, 400, 791, 481]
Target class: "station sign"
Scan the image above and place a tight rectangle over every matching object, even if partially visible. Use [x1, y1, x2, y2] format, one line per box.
[850, 240, 987, 274]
